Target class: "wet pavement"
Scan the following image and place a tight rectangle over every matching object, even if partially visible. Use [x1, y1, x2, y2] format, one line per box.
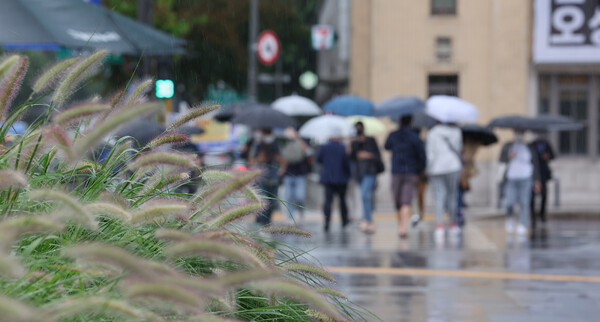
[272, 212, 600, 321]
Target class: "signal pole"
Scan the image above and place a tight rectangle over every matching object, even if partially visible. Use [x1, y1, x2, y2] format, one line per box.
[247, 0, 259, 102]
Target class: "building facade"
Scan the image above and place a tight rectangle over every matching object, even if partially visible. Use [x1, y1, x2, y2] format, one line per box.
[351, 0, 600, 209]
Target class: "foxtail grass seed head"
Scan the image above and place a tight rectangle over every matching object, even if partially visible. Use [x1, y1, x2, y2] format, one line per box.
[260, 225, 311, 238]
[220, 269, 278, 287]
[0, 255, 25, 278]
[53, 103, 110, 126]
[0, 169, 27, 190]
[29, 189, 97, 230]
[316, 288, 348, 300]
[0, 56, 28, 121]
[32, 57, 79, 94]
[146, 133, 189, 149]
[0, 295, 41, 321]
[0, 55, 19, 79]
[305, 309, 336, 322]
[167, 104, 220, 131]
[165, 240, 265, 268]
[155, 228, 193, 242]
[128, 151, 196, 171]
[192, 170, 260, 213]
[283, 263, 336, 283]
[124, 78, 153, 107]
[86, 202, 132, 221]
[0, 216, 65, 240]
[126, 282, 203, 310]
[70, 102, 160, 161]
[44, 126, 73, 150]
[52, 50, 107, 106]
[63, 243, 154, 278]
[130, 203, 188, 225]
[46, 297, 148, 321]
[208, 202, 264, 228]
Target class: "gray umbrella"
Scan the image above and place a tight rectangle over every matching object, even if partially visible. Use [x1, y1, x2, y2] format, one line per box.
[0, 0, 185, 54]
[214, 102, 269, 122]
[411, 110, 437, 129]
[231, 108, 297, 129]
[115, 119, 165, 148]
[488, 114, 582, 132]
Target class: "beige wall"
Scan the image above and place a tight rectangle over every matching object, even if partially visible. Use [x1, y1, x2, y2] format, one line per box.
[350, 0, 533, 160]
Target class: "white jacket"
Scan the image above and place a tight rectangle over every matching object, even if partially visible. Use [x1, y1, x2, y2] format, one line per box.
[426, 124, 463, 176]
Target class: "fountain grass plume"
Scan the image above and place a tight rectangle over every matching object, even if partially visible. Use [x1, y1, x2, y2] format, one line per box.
[0, 55, 19, 79]
[146, 133, 189, 149]
[32, 57, 79, 94]
[167, 104, 220, 131]
[140, 171, 191, 195]
[158, 275, 223, 295]
[128, 151, 196, 171]
[219, 269, 278, 287]
[0, 295, 42, 322]
[52, 103, 110, 126]
[86, 202, 132, 221]
[29, 189, 96, 229]
[316, 287, 348, 300]
[46, 297, 153, 322]
[155, 228, 193, 242]
[130, 203, 188, 225]
[123, 78, 154, 107]
[201, 170, 261, 201]
[0, 56, 28, 121]
[0, 169, 27, 189]
[69, 102, 160, 162]
[260, 225, 311, 238]
[165, 240, 266, 268]
[0, 255, 25, 278]
[0, 216, 65, 240]
[43, 126, 73, 159]
[192, 170, 260, 216]
[126, 282, 204, 310]
[207, 202, 264, 228]
[305, 309, 336, 322]
[282, 263, 336, 283]
[52, 50, 107, 106]
[63, 243, 157, 279]
[245, 280, 342, 321]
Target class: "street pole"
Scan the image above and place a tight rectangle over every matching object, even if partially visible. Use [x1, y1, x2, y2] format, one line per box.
[247, 0, 259, 102]
[137, 0, 153, 77]
[275, 57, 283, 98]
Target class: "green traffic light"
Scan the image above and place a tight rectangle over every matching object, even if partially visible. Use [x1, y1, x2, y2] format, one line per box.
[155, 79, 174, 98]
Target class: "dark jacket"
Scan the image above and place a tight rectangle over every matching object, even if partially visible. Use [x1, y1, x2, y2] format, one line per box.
[529, 139, 554, 182]
[384, 128, 426, 175]
[317, 141, 350, 185]
[350, 136, 382, 179]
[499, 141, 541, 182]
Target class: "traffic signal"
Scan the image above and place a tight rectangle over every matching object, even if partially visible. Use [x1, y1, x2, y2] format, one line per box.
[155, 79, 174, 99]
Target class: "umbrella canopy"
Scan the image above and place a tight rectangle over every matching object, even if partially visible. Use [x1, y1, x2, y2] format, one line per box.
[461, 124, 498, 146]
[214, 102, 269, 122]
[532, 114, 583, 131]
[322, 95, 374, 116]
[230, 108, 297, 129]
[488, 114, 583, 132]
[299, 115, 355, 144]
[0, 0, 185, 54]
[115, 119, 165, 147]
[347, 116, 386, 136]
[425, 95, 479, 123]
[272, 95, 322, 116]
[412, 110, 438, 129]
[374, 96, 425, 118]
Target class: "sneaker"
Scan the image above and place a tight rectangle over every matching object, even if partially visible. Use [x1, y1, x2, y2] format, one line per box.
[359, 221, 368, 232]
[505, 219, 515, 233]
[411, 214, 420, 227]
[449, 224, 461, 235]
[516, 224, 528, 236]
[434, 225, 445, 240]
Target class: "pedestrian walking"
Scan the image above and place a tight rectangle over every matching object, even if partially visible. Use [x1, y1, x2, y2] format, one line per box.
[426, 122, 463, 239]
[529, 136, 554, 229]
[280, 127, 312, 223]
[248, 128, 287, 226]
[317, 127, 351, 232]
[385, 116, 426, 237]
[350, 121, 383, 234]
[499, 130, 541, 236]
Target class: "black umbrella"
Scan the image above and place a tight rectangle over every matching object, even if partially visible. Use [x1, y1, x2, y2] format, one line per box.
[461, 124, 498, 146]
[0, 0, 185, 54]
[115, 119, 165, 147]
[231, 108, 297, 129]
[533, 114, 583, 131]
[411, 110, 437, 129]
[214, 102, 269, 122]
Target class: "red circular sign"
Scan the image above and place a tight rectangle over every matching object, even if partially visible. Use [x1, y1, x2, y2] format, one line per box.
[256, 30, 280, 65]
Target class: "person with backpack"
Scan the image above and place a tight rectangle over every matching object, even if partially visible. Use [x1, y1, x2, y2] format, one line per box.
[385, 115, 426, 238]
[280, 127, 312, 223]
[248, 128, 287, 226]
[351, 121, 383, 234]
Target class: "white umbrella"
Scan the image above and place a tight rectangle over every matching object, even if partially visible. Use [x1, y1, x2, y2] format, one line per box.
[272, 95, 322, 116]
[425, 95, 479, 123]
[299, 115, 355, 144]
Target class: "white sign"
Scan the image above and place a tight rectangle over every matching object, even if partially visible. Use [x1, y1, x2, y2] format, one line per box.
[256, 30, 280, 65]
[534, 0, 600, 63]
[311, 25, 334, 50]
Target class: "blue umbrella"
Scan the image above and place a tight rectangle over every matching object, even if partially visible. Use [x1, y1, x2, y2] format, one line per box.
[374, 96, 425, 118]
[322, 95, 374, 116]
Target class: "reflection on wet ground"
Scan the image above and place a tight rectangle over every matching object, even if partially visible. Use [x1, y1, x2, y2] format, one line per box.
[276, 214, 600, 321]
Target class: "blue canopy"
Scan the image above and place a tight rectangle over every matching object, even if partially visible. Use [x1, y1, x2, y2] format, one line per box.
[322, 95, 374, 116]
[374, 96, 425, 118]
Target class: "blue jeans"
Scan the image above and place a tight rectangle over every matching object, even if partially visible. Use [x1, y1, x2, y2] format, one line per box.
[359, 175, 376, 223]
[256, 183, 279, 226]
[504, 178, 532, 227]
[283, 175, 306, 219]
[430, 171, 461, 225]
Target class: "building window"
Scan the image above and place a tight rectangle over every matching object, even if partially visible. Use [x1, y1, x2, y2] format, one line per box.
[435, 37, 452, 63]
[538, 75, 550, 114]
[558, 90, 588, 155]
[432, 0, 456, 15]
[428, 75, 458, 97]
